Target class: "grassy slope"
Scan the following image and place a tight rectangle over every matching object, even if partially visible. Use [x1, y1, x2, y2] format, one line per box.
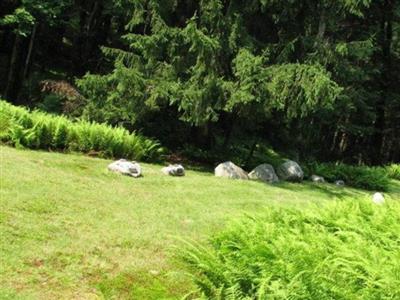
[0, 146, 398, 299]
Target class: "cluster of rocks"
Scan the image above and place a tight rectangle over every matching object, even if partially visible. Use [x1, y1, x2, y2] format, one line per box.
[108, 159, 386, 206]
[108, 159, 185, 177]
[107, 158, 340, 186]
[212, 160, 352, 189]
[213, 160, 387, 206]
[214, 160, 305, 184]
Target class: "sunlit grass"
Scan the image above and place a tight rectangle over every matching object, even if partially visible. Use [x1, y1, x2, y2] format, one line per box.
[0, 146, 397, 299]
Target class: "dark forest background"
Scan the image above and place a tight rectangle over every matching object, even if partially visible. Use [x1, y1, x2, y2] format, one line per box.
[1, 0, 399, 166]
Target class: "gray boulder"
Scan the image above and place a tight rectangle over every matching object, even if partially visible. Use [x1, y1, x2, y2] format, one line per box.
[248, 164, 279, 183]
[162, 164, 185, 176]
[311, 175, 325, 183]
[215, 161, 248, 180]
[276, 160, 304, 182]
[108, 159, 142, 177]
[335, 180, 345, 187]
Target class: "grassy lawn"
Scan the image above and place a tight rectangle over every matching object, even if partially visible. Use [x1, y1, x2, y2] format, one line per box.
[0, 146, 398, 299]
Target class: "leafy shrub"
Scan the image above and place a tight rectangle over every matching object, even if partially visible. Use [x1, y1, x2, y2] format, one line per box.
[306, 162, 390, 191]
[37, 94, 64, 114]
[384, 164, 400, 180]
[0, 100, 164, 161]
[181, 200, 400, 299]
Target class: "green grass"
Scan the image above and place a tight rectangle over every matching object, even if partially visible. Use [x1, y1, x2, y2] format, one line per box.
[0, 146, 399, 299]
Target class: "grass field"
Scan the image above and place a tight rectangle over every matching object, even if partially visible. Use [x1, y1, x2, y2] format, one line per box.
[0, 146, 399, 299]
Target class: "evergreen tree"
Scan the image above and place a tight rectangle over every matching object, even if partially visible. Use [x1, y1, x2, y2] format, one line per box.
[1, 0, 399, 163]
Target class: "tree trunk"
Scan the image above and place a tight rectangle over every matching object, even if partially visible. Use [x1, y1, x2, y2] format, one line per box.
[82, 0, 100, 62]
[193, 122, 214, 150]
[222, 112, 235, 150]
[244, 139, 257, 168]
[372, 0, 393, 165]
[73, 2, 87, 75]
[314, 4, 326, 47]
[22, 23, 37, 79]
[4, 34, 22, 102]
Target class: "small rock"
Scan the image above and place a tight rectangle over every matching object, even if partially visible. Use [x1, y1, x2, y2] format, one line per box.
[372, 192, 385, 205]
[108, 159, 141, 177]
[311, 175, 325, 183]
[248, 164, 279, 183]
[335, 180, 345, 187]
[215, 161, 248, 180]
[161, 164, 185, 176]
[276, 160, 304, 182]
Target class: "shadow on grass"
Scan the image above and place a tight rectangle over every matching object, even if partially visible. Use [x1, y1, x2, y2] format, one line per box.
[388, 180, 400, 196]
[183, 164, 214, 174]
[271, 181, 366, 200]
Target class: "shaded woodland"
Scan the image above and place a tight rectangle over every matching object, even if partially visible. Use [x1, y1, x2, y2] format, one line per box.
[1, 0, 399, 165]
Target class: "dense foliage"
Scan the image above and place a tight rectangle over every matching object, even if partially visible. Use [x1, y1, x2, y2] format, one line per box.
[181, 200, 400, 299]
[304, 162, 390, 191]
[1, 0, 399, 165]
[385, 164, 400, 180]
[0, 100, 163, 161]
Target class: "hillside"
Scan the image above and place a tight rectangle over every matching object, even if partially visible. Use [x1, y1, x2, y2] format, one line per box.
[0, 146, 398, 299]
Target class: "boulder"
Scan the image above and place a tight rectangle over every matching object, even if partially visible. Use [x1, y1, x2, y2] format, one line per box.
[162, 164, 185, 176]
[215, 161, 248, 180]
[372, 192, 385, 205]
[276, 160, 304, 182]
[335, 180, 345, 187]
[108, 159, 142, 177]
[311, 175, 325, 183]
[248, 164, 279, 183]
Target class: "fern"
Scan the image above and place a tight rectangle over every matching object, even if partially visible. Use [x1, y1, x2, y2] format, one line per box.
[0, 100, 164, 161]
[181, 200, 400, 299]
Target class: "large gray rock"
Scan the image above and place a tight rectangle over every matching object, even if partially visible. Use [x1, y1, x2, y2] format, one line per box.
[215, 161, 248, 180]
[276, 160, 304, 182]
[248, 164, 279, 183]
[311, 174, 325, 183]
[108, 159, 142, 177]
[162, 164, 185, 176]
